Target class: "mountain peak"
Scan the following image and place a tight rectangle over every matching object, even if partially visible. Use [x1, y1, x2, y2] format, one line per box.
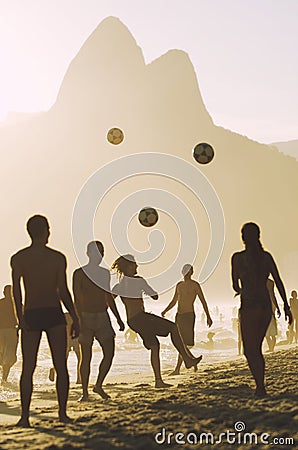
[55, 17, 145, 108]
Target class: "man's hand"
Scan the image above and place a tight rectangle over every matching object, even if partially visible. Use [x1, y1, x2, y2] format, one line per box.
[284, 305, 293, 325]
[207, 316, 213, 328]
[70, 318, 80, 339]
[118, 319, 125, 331]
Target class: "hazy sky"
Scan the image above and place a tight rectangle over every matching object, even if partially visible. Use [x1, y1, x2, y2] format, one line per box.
[0, 0, 297, 143]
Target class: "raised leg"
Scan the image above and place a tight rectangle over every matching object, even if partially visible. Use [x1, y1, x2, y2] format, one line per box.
[170, 324, 202, 370]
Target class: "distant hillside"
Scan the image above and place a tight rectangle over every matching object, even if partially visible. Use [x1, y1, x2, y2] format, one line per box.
[0, 17, 297, 300]
[271, 140, 298, 160]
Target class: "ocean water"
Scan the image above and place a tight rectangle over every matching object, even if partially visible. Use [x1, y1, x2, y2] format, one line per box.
[0, 302, 290, 403]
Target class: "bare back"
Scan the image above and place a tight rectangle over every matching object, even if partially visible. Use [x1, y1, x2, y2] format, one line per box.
[73, 266, 109, 313]
[11, 245, 65, 310]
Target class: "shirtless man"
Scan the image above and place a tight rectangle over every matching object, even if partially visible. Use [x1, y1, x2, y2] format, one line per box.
[73, 241, 124, 402]
[288, 290, 298, 344]
[11, 215, 80, 427]
[162, 264, 213, 375]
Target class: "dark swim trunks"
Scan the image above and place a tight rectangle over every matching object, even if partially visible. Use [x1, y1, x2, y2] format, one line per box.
[175, 312, 195, 346]
[24, 307, 66, 331]
[128, 312, 175, 350]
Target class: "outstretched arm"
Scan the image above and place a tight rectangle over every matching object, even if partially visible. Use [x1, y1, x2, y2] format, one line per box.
[58, 255, 80, 338]
[268, 254, 292, 324]
[196, 282, 213, 327]
[161, 286, 178, 317]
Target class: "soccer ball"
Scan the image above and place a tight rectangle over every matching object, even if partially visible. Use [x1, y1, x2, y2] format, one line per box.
[193, 142, 214, 164]
[107, 127, 124, 145]
[138, 207, 159, 227]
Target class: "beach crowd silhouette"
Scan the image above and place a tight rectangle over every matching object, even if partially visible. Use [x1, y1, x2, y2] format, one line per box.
[0, 214, 294, 427]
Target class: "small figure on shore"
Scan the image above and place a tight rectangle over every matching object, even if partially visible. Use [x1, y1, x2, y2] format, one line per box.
[265, 279, 281, 353]
[0, 285, 18, 383]
[200, 331, 215, 350]
[111, 255, 203, 388]
[124, 328, 139, 344]
[288, 290, 298, 344]
[161, 264, 212, 375]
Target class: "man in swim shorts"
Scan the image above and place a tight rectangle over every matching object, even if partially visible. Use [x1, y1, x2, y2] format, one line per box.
[162, 264, 213, 375]
[11, 215, 80, 426]
[73, 241, 124, 401]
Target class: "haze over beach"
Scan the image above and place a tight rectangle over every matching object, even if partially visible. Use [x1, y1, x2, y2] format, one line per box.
[0, 14, 297, 301]
[0, 2, 297, 449]
[1, 1, 297, 145]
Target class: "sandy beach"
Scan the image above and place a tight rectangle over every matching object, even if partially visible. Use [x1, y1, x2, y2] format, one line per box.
[0, 346, 297, 450]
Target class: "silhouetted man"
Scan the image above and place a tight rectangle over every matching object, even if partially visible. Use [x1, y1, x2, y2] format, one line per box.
[73, 241, 124, 402]
[11, 215, 80, 427]
[162, 264, 212, 375]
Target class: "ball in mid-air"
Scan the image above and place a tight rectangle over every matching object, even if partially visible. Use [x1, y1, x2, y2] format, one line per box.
[193, 142, 214, 164]
[138, 207, 159, 227]
[107, 127, 124, 145]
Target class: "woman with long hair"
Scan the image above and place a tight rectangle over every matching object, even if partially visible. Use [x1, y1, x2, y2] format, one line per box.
[231, 222, 292, 397]
[111, 254, 202, 388]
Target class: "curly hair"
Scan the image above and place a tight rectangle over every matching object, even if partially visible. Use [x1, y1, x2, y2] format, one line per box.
[111, 254, 136, 279]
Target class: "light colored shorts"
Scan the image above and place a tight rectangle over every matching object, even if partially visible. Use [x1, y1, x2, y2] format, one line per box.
[0, 328, 18, 367]
[79, 311, 115, 347]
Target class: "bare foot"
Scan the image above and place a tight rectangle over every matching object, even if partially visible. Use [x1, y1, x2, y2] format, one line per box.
[16, 418, 31, 428]
[185, 355, 203, 370]
[93, 385, 110, 400]
[169, 370, 180, 376]
[78, 394, 89, 402]
[155, 380, 173, 388]
[254, 387, 268, 399]
[49, 368, 55, 382]
[59, 414, 73, 423]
